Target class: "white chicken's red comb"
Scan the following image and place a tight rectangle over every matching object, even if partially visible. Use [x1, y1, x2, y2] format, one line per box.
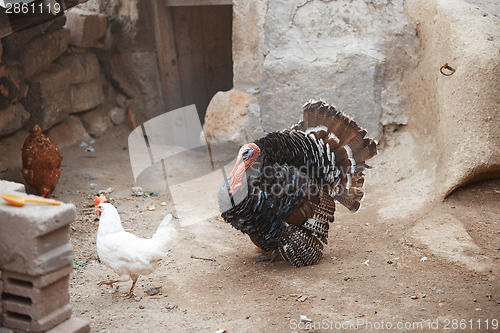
[94, 194, 107, 207]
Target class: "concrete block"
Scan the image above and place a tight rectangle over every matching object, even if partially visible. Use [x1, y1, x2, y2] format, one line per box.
[65, 8, 107, 48]
[46, 115, 91, 149]
[79, 106, 112, 136]
[0, 180, 26, 194]
[47, 317, 90, 333]
[22, 65, 72, 131]
[71, 79, 104, 113]
[56, 52, 100, 84]
[0, 103, 30, 137]
[0, 199, 75, 276]
[1, 266, 72, 332]
[20, 28, 70, 79]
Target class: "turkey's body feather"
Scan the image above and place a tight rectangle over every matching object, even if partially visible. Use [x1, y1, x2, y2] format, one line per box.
[219, 100, 377, 267]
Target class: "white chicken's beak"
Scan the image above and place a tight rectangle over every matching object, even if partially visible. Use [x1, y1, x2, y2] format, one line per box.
[95, 206, 102, 216]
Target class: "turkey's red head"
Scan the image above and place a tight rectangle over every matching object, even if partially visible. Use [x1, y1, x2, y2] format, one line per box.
[229, 143, 260, 194]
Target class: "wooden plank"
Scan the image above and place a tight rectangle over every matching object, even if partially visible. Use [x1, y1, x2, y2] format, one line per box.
[172, 5, 209, 120]
[151, 0, 183, 111]
[201, 5, 233, 102]
[164, 0, 232, 7]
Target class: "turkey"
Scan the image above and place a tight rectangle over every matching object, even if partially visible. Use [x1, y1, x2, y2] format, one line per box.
[218, 100, 377, 267]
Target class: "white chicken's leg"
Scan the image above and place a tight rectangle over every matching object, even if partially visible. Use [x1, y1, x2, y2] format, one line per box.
[123, 277, 139, 299]
[98, 279, 120, 288]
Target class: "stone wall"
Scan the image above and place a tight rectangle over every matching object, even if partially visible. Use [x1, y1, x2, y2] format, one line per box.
[405, 0, 500, 198]
[260, 0, 419, 140]
[203, 0, 420, 144]
[77, 0, 165, 125]
[0, 8, 127, 147]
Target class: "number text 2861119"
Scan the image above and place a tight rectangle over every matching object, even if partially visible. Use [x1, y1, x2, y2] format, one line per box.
[5, 1, 61, 15]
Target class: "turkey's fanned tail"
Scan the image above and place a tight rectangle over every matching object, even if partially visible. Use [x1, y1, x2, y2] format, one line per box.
[294, 100, 378, 212]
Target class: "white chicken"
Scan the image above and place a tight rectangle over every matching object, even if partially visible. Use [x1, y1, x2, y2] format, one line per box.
[96, 202, 176, 298]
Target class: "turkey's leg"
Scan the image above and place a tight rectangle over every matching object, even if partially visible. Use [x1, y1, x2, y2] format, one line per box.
[256, 250, 282, 263]
[123, 277, 138, 299]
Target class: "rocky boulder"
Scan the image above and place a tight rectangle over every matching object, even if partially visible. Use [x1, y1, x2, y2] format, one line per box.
[406, 0, 500, 197]
[202, 89, 265, 146]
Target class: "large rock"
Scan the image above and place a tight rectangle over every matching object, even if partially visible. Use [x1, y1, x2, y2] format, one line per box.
[203, 89, 265, 146]
[108, 106, 127, 125]
[56, 51, 100, 84]
[65, 8, 108, 48]
[101, 51, 163, 123]
[260, 0, 419, 141]
[20, 28, 70, 79]
[0, 61, 27, 109]
[23, 65, 72, 131]
[0, 103, 30, 137]
[46, 116, 91, 149]
[79, 106, 113, 136]
[406, 0, 500, 197]
[70, 79, 104, 113]
[2, 16, 67, 60]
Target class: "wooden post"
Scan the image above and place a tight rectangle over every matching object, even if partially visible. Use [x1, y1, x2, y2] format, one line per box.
[151, 0, 183, 112]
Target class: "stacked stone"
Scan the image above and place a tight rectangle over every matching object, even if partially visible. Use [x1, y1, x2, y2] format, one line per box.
[0, 180, 89, 332]
[0, 9, 127, 147]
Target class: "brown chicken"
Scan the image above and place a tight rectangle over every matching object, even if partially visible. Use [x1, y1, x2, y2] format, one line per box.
[22, 125, 62, 197]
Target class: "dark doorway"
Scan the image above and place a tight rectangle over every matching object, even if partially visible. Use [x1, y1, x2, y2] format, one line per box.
[153, 1, 233, 125]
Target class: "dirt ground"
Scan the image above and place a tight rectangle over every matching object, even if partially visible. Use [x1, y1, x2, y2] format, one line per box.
[1, 124, 498, 332]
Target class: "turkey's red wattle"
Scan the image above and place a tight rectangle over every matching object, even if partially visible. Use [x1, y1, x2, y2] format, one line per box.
[229, 157, 245, 194]
[228, 143, 261, 194]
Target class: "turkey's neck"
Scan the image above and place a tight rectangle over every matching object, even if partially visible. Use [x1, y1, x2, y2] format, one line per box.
[255, 132, 297, 167]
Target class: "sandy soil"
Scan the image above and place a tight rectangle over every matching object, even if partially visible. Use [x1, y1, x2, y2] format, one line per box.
[1, 124, 498, 332]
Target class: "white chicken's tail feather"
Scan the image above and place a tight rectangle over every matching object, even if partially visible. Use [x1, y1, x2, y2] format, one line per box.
[152, 214, 177, 250]
[158, 214, 173, 229]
